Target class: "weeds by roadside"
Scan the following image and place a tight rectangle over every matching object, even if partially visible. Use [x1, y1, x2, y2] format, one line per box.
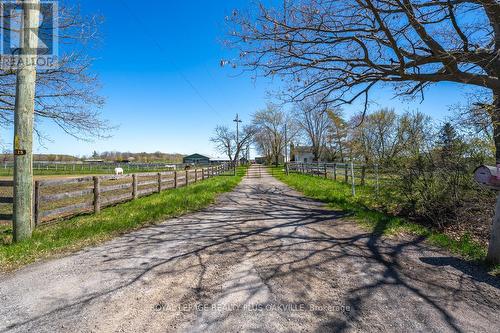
[269, 167, 495, 273]
[0, 167, 247, 271]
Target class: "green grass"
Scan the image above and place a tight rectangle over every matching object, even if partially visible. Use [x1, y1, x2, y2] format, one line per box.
[269, 167, 487, 262]
[0, 167, 247, 271]
[0, 167, 178, 177]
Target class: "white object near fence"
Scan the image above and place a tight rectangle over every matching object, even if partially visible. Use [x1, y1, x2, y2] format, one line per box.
[29, 164, 230, 226]
[114, 167, 124, 175]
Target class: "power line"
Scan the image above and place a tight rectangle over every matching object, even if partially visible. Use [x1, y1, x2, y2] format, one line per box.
[118, 0, 222, 117]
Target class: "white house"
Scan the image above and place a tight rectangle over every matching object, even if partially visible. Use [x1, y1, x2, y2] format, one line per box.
[292, 146, 316, 163]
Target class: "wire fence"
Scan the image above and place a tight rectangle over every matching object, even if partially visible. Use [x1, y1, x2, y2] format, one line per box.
[286, 162, 390, 196]
[0, 161, 217, 176]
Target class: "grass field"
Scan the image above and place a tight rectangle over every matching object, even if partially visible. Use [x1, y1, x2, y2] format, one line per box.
[269, 167, 489, 265]
[0, 166, 177, 177]
[0, 166, 247, 271]
[0, 167, 230, 224]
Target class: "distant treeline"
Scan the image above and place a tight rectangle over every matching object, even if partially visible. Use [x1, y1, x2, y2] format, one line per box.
[90, 151, 185, 163]
[0, 154, 79, 162]
[0, 151, 185, 163]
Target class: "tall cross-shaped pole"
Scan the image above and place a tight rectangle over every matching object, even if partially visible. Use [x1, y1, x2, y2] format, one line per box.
[233, 114, 242, 165]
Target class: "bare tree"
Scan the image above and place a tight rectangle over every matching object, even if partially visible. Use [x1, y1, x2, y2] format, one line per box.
[228, 0, 499, 156]
[399, 110, 435, 157]
[253, 103, 296, 165]
[326, 109, 349, 162]
[228, 0, 500, 263]
[349, 108, 403, 165]
[454, 90, 494, 145]
[211, 125, 254, 163]
[294, 96, 331, 161]
[0, 3, 110, 141]
[253, 128, 274, 164]
[211, 125, 235, 161]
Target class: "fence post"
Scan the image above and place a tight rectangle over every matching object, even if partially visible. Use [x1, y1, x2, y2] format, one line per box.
[195, 169, 198, 182]
[33, 181, 40, 227]
[344, 164, 349, 183]
[202, 168, 205, 180]
[324, 164, 327, 179]
[350, 162, 356, 197]
[286, 163, 289, 175]
[157, 172, 162, 192]
[93, 176, 101, 214]
[132, 174, 138, 199]
[333, 163, 337, 181]
[361, 166, 366, 186]
[186, 170, 189, 186]
[174, 171, 178, 188]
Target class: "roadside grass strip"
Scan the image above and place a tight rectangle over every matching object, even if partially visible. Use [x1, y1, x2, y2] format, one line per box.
[0, 167, 247, 271]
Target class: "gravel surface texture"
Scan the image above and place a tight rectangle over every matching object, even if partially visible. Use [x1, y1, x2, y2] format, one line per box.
[0, 165, 499, 332]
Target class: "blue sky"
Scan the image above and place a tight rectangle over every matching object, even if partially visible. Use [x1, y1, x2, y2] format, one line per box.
[3, 0, 480, 158]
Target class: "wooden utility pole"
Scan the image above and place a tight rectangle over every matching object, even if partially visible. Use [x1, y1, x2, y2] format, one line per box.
[13, 0, 41, 242]
[233, 114, 242, 166]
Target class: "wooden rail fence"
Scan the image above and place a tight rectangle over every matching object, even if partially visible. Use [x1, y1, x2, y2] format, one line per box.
[0, 164, 231, 226]
[0, 180, 13, 221]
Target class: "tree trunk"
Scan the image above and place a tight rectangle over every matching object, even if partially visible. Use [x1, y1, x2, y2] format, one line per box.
[313, 144, 320, 162]
[488, 92, 500, 264]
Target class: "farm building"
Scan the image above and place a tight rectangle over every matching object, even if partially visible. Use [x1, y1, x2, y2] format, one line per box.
[255, 157, 266, 164]
[292, 146, 323, 163]
[183, 153, 210, 165]
[291, 146, 336, 163]
[84, 159, 104, 164]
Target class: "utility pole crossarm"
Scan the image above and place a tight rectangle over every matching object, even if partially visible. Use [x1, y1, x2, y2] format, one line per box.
[233, 114, 242, 165]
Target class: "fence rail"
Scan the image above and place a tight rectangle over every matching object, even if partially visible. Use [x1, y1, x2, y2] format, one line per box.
[0, 180, 13, 221]
[0, 161, 222, 175]
[286, 162, 381, 196]
[0, 164, 233, 226]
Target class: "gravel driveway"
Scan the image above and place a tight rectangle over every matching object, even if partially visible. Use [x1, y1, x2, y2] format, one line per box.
[0, 165, 499, 332]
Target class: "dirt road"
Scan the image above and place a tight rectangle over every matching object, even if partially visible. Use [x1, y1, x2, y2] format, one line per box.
[0, 165, 499, 332]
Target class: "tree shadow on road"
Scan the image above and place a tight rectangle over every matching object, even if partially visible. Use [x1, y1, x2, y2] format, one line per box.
[3, 180, 500, 332]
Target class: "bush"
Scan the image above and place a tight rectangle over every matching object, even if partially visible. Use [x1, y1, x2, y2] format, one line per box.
[392, 123, 494, 238]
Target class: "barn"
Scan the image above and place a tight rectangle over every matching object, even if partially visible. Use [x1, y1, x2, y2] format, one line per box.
[183, 153, 210, 165]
